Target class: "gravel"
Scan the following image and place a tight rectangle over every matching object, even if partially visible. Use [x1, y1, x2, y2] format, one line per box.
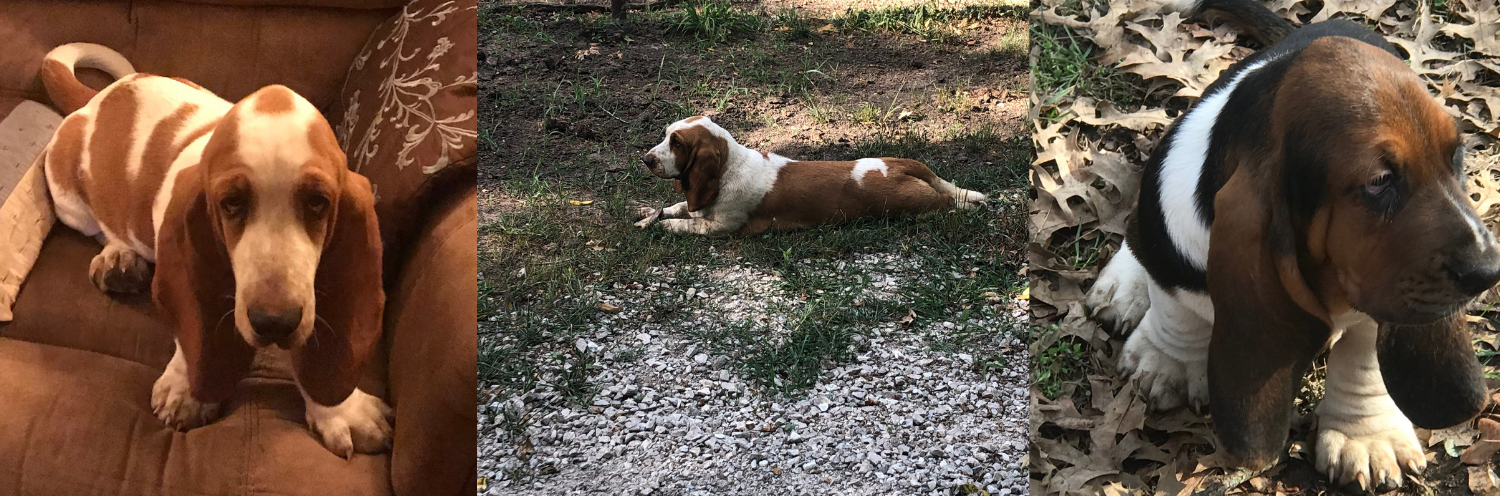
[480, 252, 1029, 495]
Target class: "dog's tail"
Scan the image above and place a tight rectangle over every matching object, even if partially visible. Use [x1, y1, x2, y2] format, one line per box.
[932, 178, 988, 210]
[40, 43, 135, 115]
[1161, 0, 1295, 46]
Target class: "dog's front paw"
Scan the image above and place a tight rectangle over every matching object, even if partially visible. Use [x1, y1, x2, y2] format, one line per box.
[151, 365, 220, 430]
[1085, 244, 1150, 332]
[634, 207, 662, 228]
[1315, 410, 1424, 494]
[1117, 322, 1208, 412]
[90, 244, 152, 294]
[304, 388, 394, 458]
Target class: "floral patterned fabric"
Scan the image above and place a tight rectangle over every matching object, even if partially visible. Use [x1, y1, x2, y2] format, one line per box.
[336, 0, 477, 246]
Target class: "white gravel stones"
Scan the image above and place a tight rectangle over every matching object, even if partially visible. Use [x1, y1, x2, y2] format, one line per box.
[480, 252, 1028, 495]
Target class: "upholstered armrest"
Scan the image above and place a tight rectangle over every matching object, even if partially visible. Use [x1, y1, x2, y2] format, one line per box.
[383, 183, 477, 496]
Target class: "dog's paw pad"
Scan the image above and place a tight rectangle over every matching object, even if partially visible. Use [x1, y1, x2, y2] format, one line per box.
[306, 389, 394, 458]
[151, 367, 220, 430]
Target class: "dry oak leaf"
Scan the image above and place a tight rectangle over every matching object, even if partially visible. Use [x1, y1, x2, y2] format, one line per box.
[1441, 0, 1500, 58]
[1461, 417, 1500, 465]
[1307, 0, 1398, 23]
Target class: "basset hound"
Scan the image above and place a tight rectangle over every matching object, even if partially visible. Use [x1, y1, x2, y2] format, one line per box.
[636, 116, 986, 235]
[37, 43, 389, 457]
[1084, 0, 1499, 491]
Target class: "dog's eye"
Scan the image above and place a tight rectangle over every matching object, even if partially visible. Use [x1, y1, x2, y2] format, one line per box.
[219, 195, 247, 217]
[305, 195, 331, 217]
[1365, 172, 1393, 196]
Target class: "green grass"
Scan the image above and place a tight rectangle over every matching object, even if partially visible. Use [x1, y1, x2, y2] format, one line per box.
[1031, 325, 1090, 400]
[664, 0, 768, 45]
[1030, 21, 1142, 115]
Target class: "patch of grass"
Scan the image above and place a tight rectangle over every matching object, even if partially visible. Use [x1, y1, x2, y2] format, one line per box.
[1030, 21, 1141, 112]
[664, 0, 768, 45]
[1032, 326, 1090, 400]
[772, 8, 815, 41]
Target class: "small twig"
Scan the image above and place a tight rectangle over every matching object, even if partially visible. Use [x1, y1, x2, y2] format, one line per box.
[1190, 467, 1257, 496]
[599, 105, 631, 125]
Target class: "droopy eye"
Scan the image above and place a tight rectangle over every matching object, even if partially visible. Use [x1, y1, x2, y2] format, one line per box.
[304, 194, 331, 217]
[220, 195, 248, 217]
[1365, 171, 1394, 196]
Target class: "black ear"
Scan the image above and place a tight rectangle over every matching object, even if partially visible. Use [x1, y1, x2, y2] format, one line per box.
[1207, 168, 1331, 471]
[1378, 316, 1487, 429]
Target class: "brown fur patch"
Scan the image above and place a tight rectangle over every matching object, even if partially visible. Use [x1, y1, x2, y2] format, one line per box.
[47, 115, 89, 201]
[84, 83, 141, 242]
[40, 59, 96, 115]
[669, 125, 727, 212]
[739, 158, 952, 235]
[251, 86, 296, 114]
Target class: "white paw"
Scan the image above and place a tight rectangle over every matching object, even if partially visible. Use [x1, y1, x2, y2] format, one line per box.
[1315, 411, 1424, 493]
[150, 353, 220, 430]
[304, 388, 394, 458]
[1117, 319, 1208, 411]
[1086, 244, 1150, 332]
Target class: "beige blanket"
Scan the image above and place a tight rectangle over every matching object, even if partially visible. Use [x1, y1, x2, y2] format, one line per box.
[0, 101, 60, 322]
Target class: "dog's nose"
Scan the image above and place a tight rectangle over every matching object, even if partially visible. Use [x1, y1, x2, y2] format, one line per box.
[642, 154, 657, 168]
[1449, 258, 1500, 296]
[248, 307, 303, 342]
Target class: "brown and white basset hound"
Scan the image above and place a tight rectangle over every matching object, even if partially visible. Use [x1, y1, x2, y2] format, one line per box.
[636, 116, 986, 235]
[37, 43, 389, 457]
[1085, 0, 1500, 491]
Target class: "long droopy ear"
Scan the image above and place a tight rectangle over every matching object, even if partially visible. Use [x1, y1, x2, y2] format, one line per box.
[1378, 316, 1486, 429]
[153, 164, 253, 404]
[678, 129, 726, 213]
[295, 169, 385, 406]
[1207, 168, 1332, 472]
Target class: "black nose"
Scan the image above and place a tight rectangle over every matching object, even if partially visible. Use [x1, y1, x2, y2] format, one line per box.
[1450, 259, 1500, 296]
[248, 307, 302, 342]
[642, 154, 657, 168]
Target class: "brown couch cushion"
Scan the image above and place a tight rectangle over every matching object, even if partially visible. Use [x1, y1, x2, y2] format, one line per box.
[335, 0, 477, 253]
[386, 183, 477, 496]
[0, 1, 396, 110]
[0, 339, 391, 496]
[0, 229, 168, 365]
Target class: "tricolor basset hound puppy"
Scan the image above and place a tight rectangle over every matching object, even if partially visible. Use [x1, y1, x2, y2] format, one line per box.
[635, 116, 986, 235]
[37, 43, 390, 457]
[1084, 0, 1500, 491]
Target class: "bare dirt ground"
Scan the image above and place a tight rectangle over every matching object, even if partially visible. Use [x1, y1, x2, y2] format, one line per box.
[1029, 0, 1500, 494]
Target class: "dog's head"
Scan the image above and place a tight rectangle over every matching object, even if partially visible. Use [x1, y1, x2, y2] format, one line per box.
[153, 85, 384, 406]
[641, 116, 730, 212]
[1208, 37, 1493, 469]
[1268, 40, 1499, 325]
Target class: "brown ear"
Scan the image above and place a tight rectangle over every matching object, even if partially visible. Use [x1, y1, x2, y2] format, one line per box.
[1207, 169, 1331, 472]
[295, 170, 385, 406]
[1378, 316, 1486, 429]
[679, 130, 725, 212]
[152, 164, 253, 404]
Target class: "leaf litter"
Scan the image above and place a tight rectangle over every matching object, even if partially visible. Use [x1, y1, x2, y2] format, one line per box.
[1030, 0, 1500, 493]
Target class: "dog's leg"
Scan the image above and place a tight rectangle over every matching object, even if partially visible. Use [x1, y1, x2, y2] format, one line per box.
[89, 240, 152, 294]
[151, 339, 222, 430]
[660, 201, 691, 219]
[660, 213, 742, 236]
[301, 386, 395, 458]
[1085, 242, 1151, 331]
[1116, 277, 1213, 411]
[1315, 318, 1424, 493]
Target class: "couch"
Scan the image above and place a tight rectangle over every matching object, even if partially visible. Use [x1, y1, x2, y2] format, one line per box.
[0, 0, 477, 494]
